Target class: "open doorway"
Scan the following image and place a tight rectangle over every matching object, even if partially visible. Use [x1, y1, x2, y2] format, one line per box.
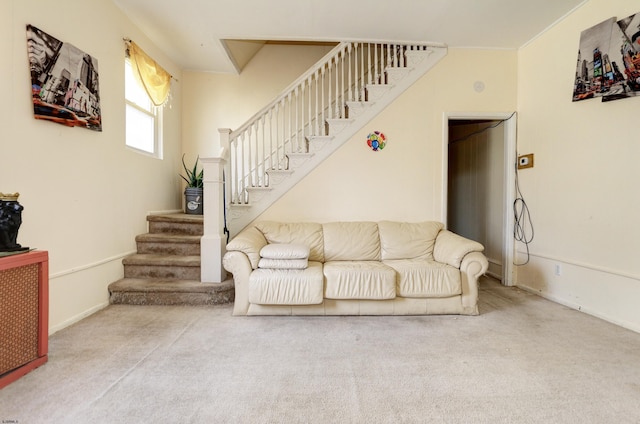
[443, 112, 517, 286]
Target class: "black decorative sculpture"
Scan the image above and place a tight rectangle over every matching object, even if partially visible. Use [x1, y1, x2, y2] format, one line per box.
[0, 193, 28, 252]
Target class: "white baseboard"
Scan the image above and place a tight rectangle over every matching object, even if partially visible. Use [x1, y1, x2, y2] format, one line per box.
[517, 283, 640, 334]
[49, 302, 109, 335]
[515, 253, 640, 335]
[48, 252, 130, 335]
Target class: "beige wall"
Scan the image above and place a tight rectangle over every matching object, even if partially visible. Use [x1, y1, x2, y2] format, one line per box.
[516, 0, 640, 331]
[257, 49, 517, 223]
[1, 0, 183, 333]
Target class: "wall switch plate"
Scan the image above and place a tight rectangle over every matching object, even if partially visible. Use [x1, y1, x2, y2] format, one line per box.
[518, 153, 534, 169]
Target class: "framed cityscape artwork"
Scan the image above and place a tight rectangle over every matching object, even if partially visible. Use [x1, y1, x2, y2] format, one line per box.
[26, 25, 102, 131]
[573, 13, 640, 103]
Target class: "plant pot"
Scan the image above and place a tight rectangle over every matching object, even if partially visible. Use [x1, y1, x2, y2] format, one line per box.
[184, 187, 203, 215]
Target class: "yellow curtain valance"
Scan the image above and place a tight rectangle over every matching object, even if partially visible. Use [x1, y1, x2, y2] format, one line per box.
[128, 41, 171, 107]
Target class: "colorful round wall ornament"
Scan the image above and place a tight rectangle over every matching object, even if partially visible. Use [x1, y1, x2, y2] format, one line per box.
[367, 131, 386, 151]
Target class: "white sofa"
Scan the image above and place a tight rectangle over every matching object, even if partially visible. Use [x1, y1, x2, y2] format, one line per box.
[223, 221, 488, 316]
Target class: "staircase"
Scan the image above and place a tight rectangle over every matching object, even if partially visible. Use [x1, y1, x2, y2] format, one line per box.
[108, 214, 234, 305]
[219, 41, 448, 236]
[110, 41, 448, 298]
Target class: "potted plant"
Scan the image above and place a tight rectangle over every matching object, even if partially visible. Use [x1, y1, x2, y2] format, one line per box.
[180, 154, 203, 215]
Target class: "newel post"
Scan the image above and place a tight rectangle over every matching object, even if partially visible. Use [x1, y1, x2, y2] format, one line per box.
[200, 129, 231, 283]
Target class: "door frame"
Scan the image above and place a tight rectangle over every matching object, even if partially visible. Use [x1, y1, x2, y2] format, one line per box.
[442, 111, 517, 286]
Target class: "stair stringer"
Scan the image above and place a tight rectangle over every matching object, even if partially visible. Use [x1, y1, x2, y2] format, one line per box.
[226, 46, 448, 236]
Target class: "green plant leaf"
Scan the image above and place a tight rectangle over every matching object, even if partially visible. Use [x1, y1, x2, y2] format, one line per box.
[180, 154, 203, 188]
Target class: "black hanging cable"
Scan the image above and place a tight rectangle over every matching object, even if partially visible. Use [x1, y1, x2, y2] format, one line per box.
[449, 112, 517, 145]
[513, 160, 534, 265]
[222, 170, 230, 244]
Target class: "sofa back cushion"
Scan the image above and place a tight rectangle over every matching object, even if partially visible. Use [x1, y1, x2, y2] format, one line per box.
[323, 222, 380, 261]
[255, 221, 324, 262]
[378, 221, 444, 260]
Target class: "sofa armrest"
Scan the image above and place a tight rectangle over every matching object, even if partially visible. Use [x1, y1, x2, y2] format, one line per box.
[459, 251, 489, 315]
[226, 226, 267, 270]
[222, 251, 252, 315]
[433, 230, 485, 268]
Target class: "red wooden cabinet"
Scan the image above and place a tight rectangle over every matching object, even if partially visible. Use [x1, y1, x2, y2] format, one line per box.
[0, 250, 49, 389]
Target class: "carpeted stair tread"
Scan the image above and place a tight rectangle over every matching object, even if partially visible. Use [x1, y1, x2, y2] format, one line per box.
[109, 278, 233, 293]
[123, 253, 201, 267]
[146, 213, 204, 224]
[135, 233, 201, 243]
[147, 214, 204, 236]
[108, 278, 234, 306]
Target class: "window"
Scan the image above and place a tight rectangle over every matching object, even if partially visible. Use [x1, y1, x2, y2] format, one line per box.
[125, 58, 162, 156]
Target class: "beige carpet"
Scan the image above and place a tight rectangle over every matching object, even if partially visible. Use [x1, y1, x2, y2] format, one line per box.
[1, 277, 640, 423]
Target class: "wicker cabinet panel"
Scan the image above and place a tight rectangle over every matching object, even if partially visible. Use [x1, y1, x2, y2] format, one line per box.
[0, 263, 39, 374]
[0, 251, 48, 388]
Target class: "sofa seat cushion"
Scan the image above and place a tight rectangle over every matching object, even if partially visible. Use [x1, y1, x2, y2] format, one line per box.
[383, 259, 461, 298]
[324, 261, 396, 300]
[249, 261, 324, 305]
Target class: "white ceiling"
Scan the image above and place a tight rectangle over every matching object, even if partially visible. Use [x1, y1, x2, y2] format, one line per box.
[111, 0, 587, 74]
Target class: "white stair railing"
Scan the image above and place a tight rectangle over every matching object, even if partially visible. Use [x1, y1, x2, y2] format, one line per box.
[224, 41, 435, 206]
